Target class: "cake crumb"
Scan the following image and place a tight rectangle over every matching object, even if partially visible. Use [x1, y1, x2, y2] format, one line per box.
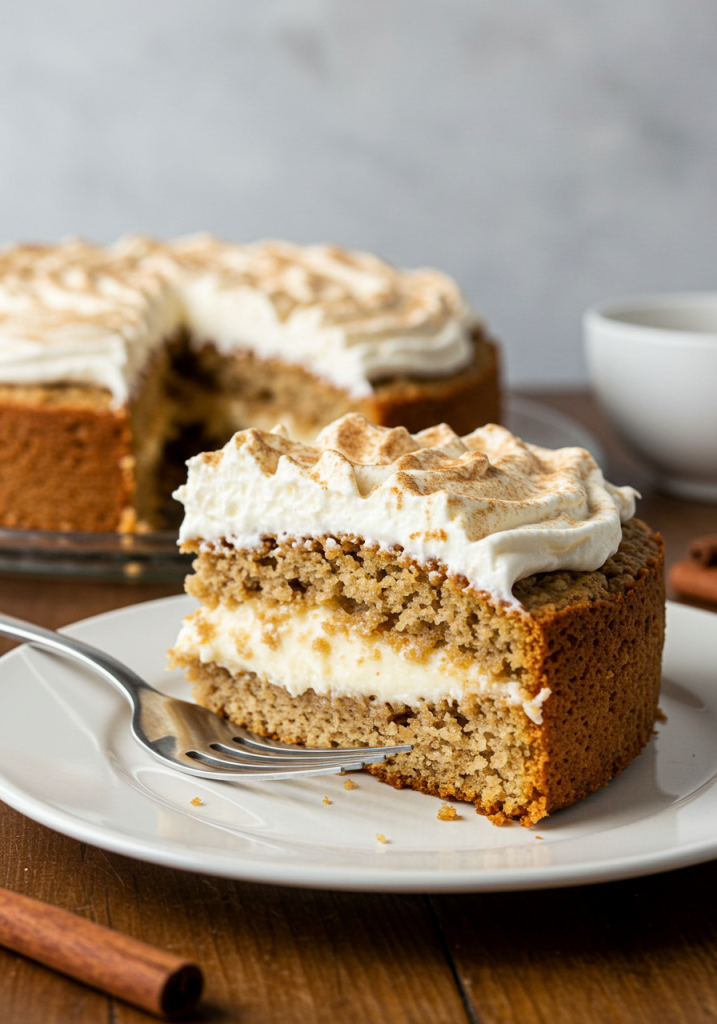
[322, 796, 332, 805]
[376, 833, 387, 844]
[190, 797, 202, 807]
[437, 803, 459, 821]
[343, 778, 358, 790]
[535, 835, 543, 840]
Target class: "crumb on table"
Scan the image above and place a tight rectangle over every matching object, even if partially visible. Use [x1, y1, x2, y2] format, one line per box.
[190, 797, 202, 807]
[376, 833, 387, 844]
[437, 802, 459, 821]
[343, 778, 357, 791]
[322, 796, 332, 805]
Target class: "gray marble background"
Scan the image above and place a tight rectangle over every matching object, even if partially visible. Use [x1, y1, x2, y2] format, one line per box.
[1, 0, 716, 386]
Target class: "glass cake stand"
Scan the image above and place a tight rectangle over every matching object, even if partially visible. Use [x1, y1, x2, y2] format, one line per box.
[0, 526, 191, 583]
[0, 396, 605, 582]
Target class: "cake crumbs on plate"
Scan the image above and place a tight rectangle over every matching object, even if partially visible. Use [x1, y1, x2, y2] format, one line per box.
[376, 833, 388, 844]
[322, 796, 332, 805]
[190, 797, 202, 807]
[437, 802, 459, 821]
[535, 835, 543, 840]
[343, 778, 358, 790]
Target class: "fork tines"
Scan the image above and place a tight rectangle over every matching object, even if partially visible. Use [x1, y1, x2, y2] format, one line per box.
[186, 734, 413, 779]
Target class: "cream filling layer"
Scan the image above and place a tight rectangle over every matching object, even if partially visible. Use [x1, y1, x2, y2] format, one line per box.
[173, 600, 551, 725]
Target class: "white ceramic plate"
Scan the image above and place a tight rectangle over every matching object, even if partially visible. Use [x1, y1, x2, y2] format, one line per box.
[0, 596, 714, 893]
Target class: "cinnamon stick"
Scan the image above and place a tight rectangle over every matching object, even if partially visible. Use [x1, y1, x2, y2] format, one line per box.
[669, 559, 717, 605]
[0, 887, 203, 1017]
[688, 534, 717, 567]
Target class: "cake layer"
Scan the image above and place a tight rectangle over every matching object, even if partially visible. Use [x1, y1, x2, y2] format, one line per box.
[184, 520, 662, 676]
[179, 659, 543, 824]
[172, 599, 552, 722]
[0, 384, 135, 531]
[176, 414, 637, 605]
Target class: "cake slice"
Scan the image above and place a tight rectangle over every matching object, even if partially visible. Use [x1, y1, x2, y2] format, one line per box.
[170, 415, 665, 826]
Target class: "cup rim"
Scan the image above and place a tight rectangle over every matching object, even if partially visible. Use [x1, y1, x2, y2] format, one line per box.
[584, 291, 717, 346]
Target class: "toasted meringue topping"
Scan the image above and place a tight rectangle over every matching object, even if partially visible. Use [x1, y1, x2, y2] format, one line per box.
[0, 235, 474, 402]
[175, 414, 637, 606]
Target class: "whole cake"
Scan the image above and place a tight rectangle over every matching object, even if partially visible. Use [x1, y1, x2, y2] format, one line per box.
[170, 415, 665, 826]
[0, 236, 498, 531]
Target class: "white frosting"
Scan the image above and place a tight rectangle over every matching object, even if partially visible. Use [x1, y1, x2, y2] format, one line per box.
[0, 239, 180, 401]
[0, 235, 473, 403]
[173, 600, 552, 724]
[175, 414, 637, 607]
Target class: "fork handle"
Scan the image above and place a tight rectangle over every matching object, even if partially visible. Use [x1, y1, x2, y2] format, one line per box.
[0, 610, 153, 707]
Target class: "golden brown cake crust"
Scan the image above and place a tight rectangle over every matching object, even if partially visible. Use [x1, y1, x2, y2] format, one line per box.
[0, 387, 134, 531]
[529, 532, 666, 817]
[175, 518, 665, 826]
[366, 329, 500, 435]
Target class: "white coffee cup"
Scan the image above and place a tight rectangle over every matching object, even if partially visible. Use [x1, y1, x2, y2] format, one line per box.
[584, 293, 717, 503]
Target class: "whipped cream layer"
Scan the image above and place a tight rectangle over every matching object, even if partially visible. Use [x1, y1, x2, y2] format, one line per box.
[0, 234, 473, 403]
[0, 239, 180, 401]
[175, 414, 637, 606]
[174, 600, 551, 724]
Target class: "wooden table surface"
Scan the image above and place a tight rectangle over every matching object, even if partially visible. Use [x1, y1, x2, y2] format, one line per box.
[0, 391, 715, 1024]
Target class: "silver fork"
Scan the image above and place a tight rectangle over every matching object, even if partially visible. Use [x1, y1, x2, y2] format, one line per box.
[0, 611, 412, 781]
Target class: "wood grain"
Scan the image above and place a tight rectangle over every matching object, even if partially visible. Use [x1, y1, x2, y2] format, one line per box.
[432, 862, 717, 1024]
